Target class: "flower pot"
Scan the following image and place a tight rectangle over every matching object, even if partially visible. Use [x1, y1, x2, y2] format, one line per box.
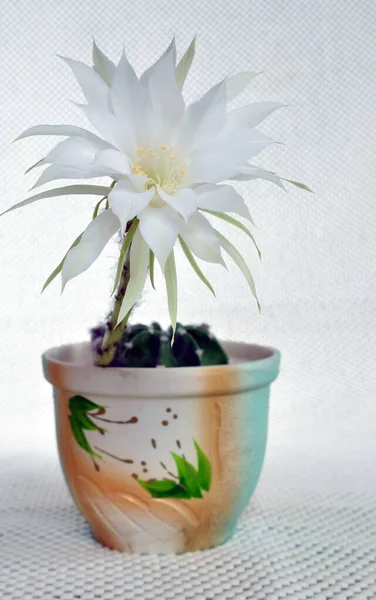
[43, 340, 280, 554]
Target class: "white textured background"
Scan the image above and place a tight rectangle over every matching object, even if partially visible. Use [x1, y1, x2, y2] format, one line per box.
[1, 1, 375, 598]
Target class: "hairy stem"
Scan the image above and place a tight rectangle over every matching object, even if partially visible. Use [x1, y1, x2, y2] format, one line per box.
[95, 250, 131, 367]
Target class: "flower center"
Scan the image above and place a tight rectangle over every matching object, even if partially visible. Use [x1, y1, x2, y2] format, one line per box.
[132, 145, 186, 195]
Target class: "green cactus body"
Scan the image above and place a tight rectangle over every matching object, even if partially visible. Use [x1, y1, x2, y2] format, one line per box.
[106, 322, 229, 368]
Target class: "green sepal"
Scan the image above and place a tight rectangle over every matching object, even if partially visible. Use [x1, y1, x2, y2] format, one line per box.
[179, 235, 216, 295]
[92, 196, 107, 220]
[282, 178, 313, 193]
[41, 233, 82, 293]
[149, 250, 156, 289]
[165, 251, 178, 339]
[111, 219, 139, 296]
[201, 210, 261, 260]
[25, 158, 44, 174]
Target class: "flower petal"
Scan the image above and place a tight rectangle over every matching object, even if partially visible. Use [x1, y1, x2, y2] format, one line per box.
[32, 165, 103, 188]
[180, 79, 227, 151]
[226, 72, 261, 103]
[108, 179, 155, 231]
[110, 50, 146, 147]
[175, 36, 196, 91]
[59, 55, 110, 109]
[0, 184, 111, 217]
[140, 37, 177, 87]
[117, 227, 149, 324]
[138, 204, 183, 269]
[143, 43, 184, 133]
[126, 174, 149, 193]
[92, 39, 116, 86]
[231, 165, 285, 189]
[43, 136, 110, 169]
[90, 149, 131, 178]
[78, 103, 127, 151]
[14, 124, 104, 143]
[158, 187, 198, 222]
[180, 212, 225, 265]
[195, 183, 252, 220]
[196, 128, 274, 160]
[62, 209, 120, 289]
[186, 152, 244, 184]
[215, 230, 260, 310]
[164, 250, 178, 337]
[226, 102, 286, 131]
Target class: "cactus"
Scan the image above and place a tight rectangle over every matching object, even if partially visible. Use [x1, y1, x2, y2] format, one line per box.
[91, 322, 228, 368]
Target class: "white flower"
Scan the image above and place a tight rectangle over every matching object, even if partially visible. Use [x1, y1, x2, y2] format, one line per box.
[2, 38, 310, 330]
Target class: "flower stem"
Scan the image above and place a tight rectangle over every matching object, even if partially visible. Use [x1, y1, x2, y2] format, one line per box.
[95, 249, 131, 367]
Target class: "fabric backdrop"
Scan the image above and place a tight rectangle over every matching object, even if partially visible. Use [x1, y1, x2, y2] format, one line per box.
[0, 1, 375, 598]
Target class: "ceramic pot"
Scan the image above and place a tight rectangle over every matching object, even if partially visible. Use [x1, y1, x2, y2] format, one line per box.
[43, 340, 280, 554]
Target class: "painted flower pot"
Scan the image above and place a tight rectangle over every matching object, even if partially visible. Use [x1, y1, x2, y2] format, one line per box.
[43, 340, 280, 554]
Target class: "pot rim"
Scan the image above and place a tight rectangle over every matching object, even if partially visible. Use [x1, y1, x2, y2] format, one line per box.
[42, 340, 281, 398]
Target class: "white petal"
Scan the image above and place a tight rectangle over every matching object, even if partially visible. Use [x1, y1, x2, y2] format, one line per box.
[231, 165, 285, 189]
[186, 152, 243, 184]
[175, 36, 196, 91]
[39, 140, 129, 181]
[195, 183, 252, 220]
[59, 56, 110, 109]
[158, 187, 198, 222]
[62, 209, 120, 288]
[43, 137, 110, 169]
[117, 228, 149, 324]
[126, 174, 149, 193]
[92, 39, 116, 85]
[90, 149, 131, 178]
[0, 184, 111, 217]
[180, 212, 225, 265]
[140, 37, 177, 87]
[180, 79, 227, 151]
[226, 102, 285, 131]
[32, 165, 103, 188]
[109, 179, 155, 231]
[78, 103, 127, 151]
[112, 49, 138, 98]
[138, 204, 183, 269]
[110, 51, 145, 147]
[197, 128, 274, 159]
[226, 72, 260, 103]
[143, 44, 184, 129]
[14, 124, 104, 143]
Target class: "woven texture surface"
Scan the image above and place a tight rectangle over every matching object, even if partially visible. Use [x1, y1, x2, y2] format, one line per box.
[1, 0, 376, 597]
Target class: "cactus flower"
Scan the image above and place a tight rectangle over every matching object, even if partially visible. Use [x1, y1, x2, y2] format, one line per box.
[2, 37, 310, 335]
